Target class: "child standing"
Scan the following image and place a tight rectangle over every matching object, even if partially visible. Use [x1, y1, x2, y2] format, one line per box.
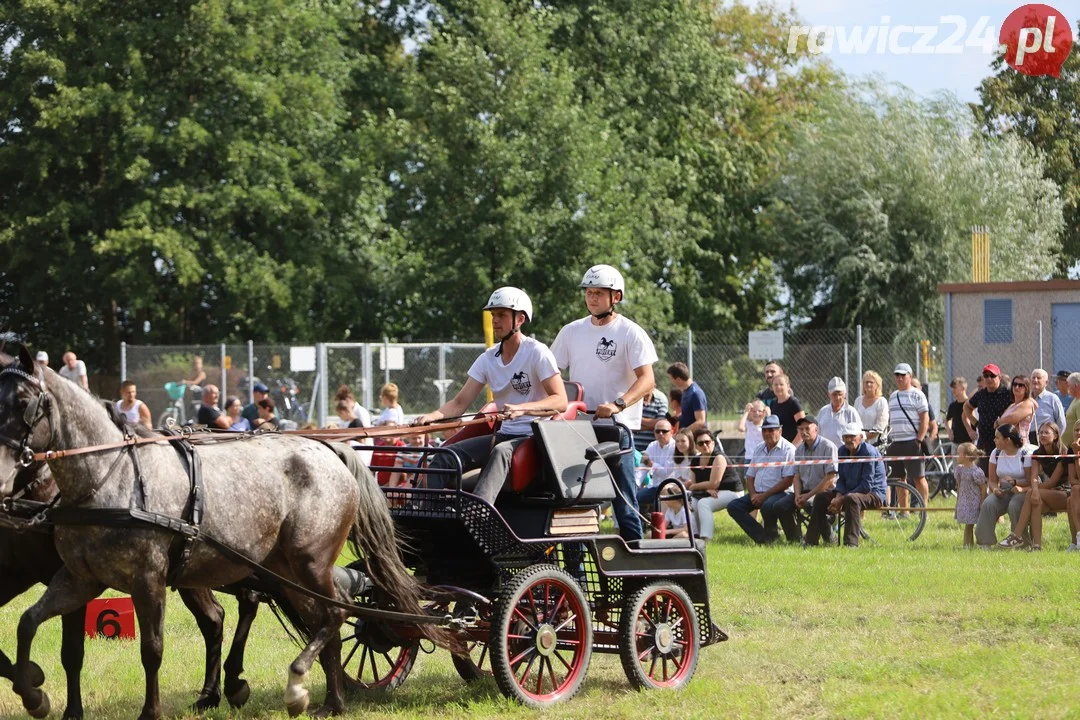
[737, 399, 768, 461]
[953, 442, 987, 548]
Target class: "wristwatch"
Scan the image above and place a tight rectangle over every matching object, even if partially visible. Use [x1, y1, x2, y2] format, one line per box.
[613, 397, 627, 412]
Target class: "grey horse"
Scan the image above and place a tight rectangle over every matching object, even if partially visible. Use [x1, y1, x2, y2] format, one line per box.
[0, 347, 439, 719]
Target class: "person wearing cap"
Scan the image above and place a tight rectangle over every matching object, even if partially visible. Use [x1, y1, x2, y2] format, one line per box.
[1029, 370, 1066, 445]
[963, 363, 1013, 473]
[887, 363, 930, 506]
[551, 265, 658, 542]
[807, 423, 886, 547]
[34, 351, 49, 369]
[242, 381, 276, 426]
[774, 415, 839, 544]
[726, 415, 799, 544]
[1055, 370, 1072, 412]
[416, 288, 567, 504]
[817, 377, 861, 449]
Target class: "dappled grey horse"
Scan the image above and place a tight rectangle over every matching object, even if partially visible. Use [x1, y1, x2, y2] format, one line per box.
[0, 347, 436, 719]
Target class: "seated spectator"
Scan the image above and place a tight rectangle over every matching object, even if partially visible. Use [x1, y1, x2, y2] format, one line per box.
[375, 383, 406, 426]
[736, 399, 767, 462]
[242, 382, 277, 425]
[637, 428, 697, 508]
[775, 416, 839, 544]
[725, 416, 799, 544]
[659, 483, 697, 539]
[195, 384, 231, 429]
[806, 423, 886, 547]
[975, 424, 1034, 548]
[769, 373, 805, 442]
[636, 420, 677, 507]
[999, 421, 1070, 550]
[1030, 369, 1066, 445]
[116, 380, 152, 430]
[854, 371, 889, 446]
[689, 429, 744, 541]
[252, 397, 280, 430]
[224, 396, 251, 432]
[385, 431, 428, 488]
[634, 388, 669, 452]
[817, 377, 861, 449]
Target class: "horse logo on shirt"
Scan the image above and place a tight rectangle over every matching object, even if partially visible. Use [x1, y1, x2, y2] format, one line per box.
[595, 337, 617, 362]
[511, 371, 532, 395]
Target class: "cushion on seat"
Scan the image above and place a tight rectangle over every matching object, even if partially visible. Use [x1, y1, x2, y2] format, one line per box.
[531, 420, 617, 504]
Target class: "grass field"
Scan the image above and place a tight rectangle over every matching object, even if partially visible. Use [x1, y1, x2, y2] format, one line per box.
[2, 500, 1080, 720]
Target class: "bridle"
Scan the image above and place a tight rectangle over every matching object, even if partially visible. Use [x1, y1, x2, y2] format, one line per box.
[0, 366, 56, 503]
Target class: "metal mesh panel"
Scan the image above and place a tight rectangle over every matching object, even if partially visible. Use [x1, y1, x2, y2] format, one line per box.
[122, 344, 223, 426]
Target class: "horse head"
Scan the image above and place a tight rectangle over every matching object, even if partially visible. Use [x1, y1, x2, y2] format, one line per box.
[0, 346, 54, 496]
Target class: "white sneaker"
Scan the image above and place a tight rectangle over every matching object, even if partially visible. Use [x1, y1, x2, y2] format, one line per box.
[1067, 544, 1078, 552]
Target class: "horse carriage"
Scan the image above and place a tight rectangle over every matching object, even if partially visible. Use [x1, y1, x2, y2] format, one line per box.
[0, 347, 724, 718]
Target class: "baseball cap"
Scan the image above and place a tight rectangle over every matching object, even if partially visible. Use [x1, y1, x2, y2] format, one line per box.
[797, 415, 818, 426]
[761, 415, 781, 430]
[827, 377, 846, 393]
[840, 421, 863, 437]
[253, 382, 270, 393]
[982, 363, 1001, 377]
[35, 351, 48, 363]
[894, 363, 913, 376]
[1057, 370, 1071, 380]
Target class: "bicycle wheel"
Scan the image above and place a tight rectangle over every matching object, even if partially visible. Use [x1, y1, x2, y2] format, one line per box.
[156, 407, 177, 429]
[862, 480, 927, 545]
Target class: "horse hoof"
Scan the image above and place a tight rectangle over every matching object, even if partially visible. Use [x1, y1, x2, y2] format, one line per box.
[226, 680, 250, 708]
[311, 705, 341, 718]
[60, 708, 82, 720]
[28, 662, 45, 688]
[26, 691, 50, 719]
[285, 689, 309, 718]
[192, 692, 221, 711]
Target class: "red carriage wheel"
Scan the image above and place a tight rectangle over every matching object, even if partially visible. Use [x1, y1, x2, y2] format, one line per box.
[340, 616, 417, 692]
[618, 582, 700, 690]
[451, 601, 494, 683]
[489, 564, 592, 708]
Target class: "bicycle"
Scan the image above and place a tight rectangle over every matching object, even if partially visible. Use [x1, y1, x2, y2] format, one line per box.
[157, 381, 188, 427]
[797, 479, 927, 545]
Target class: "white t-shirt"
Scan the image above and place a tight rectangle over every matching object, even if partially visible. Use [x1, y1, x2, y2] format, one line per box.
[744, 422, 763, 460]
[351, 404, 372, 427]
[115, 399, 144, 425]
[989, 445, 1036, 485]
[468, 337, 560, 437]
[59, 360, 87, 385]
[550, 314, 659, 431]
[376, 406, 405, 426]
[664, 503, 698, 534]
[644, 439, 677, 483]
[817, 402, 862, 449]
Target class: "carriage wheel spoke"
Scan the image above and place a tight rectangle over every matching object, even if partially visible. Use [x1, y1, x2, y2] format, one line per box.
[478, 643, 488, 669]
[342, 639, 360, 669]
[518, 652, 538, 685]
[512, 607, 540, 632]
[647, 653, 659, 678]
[546, 654, 560, 691]
[357, 645, 369, 681]
[553, 649, 573, 673]
[509, 645, 536, 668]
[554, 613, 578, 633]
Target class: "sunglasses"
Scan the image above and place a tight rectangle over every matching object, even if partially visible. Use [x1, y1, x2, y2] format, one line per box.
[695, 439, 713, 447]
[654, 428, 671, 435]
[983, 372, 998, 379]
[1011, 383, 1025, 389]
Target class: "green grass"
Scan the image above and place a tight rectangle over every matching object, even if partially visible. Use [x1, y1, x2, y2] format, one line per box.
[3, 502, 1080, 719]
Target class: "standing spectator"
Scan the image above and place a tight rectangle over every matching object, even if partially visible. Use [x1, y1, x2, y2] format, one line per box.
[769, 374, 805, 442]
[952, 443, 986, 549]
[196, 384, 231, 430]
[688, 430, 744, 541]
[1064, 373, 1080, 447]
[975, 424, 1034, 548]
[963, 363, 1013, 473]
[34, 351, 49, 370]
[807, 423, 887, 548]
[375, 383, 406, 426]
[726, 416, 799, 544]
[1056, 370, 1073, 412]
[634, 388, 669, 452]
[551, 265, 658, 542]
[756, 362, 783, 412]
[995, 376, 1038, 441]
[945, 377, 972, 446]
[667, 362, 707, 434]
[242, 382, 277, 425]
[183, 355, 207, 387]
[776, 416, 839, 544]
[854, 370, 889, 445]
[59, 351, 89, 390]
[115, 380, 152, 429]
[737, 399, 767, 461]
[1030, 369, 1066, 445]
[911, 377, 939, 441]
[224, 397, 251, 432]
[887, 363, 930, 506]
[817, 377, 861, 449]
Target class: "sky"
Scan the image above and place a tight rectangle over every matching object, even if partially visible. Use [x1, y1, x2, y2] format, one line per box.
[788, 0, 1080, 102]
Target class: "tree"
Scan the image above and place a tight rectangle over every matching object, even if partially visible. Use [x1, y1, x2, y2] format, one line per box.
[765, 80, 1064, 332]
[976, 19, 1080, 276]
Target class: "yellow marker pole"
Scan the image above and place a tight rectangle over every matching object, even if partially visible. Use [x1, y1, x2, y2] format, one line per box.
[483, 310, 495, 402]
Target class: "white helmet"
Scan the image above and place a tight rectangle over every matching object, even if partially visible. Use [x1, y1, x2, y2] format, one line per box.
[483, 287, 533, 322]
[580, 264, 625, 298]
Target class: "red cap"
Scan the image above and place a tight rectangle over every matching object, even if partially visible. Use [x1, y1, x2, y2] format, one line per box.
[982, 363, 1001, 377]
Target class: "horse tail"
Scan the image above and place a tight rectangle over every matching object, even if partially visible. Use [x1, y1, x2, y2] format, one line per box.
[348, 461, 460, 652]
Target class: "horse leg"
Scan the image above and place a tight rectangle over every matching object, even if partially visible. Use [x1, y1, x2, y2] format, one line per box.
[283, 566, 348, 717]
[177, 589, 223, 711]
[222, 590, 259, 708]
[0, 583, 47, 690]
[129, 577, 167, 720]
[59, 609, 86, 720]
[314, 628, 345, 719]
[15, 567, 103, 719]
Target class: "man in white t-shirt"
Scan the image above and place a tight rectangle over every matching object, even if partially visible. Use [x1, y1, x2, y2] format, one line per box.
[551, 264, 658, 541]
[59, 351, 89, 390]
[415, 288, 567, 504]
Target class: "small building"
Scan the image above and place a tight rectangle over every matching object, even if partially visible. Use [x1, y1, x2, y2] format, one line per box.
[940, 280, 1080, 382]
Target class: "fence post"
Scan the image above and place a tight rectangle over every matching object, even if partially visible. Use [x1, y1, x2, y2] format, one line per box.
[383, 336, 390, 386]
[844, 342, 849, 395]
[316, 343, 328, 428]
[247, 340, 254, 402]
[915, 342, 921, 382]
[438, 344, 448, 407]
[220, 344, 227, 396]
[120, 342, 127, 382]
[856, 325, 863, 386]
[362, 343, 374, 410]
[945, 293, 953, 388]
[687, 328, 694, 377]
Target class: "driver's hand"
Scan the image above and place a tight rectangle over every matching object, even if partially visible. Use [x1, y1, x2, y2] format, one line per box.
[503, 404, 525, 420]
[595, 402, 620, 419]
[413, 413, 440, 426]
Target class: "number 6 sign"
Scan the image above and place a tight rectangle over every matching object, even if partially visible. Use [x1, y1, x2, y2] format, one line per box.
[84, 598, 136, 640]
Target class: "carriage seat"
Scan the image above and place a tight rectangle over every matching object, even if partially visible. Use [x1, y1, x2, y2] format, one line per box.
[527, 419, 619, 505]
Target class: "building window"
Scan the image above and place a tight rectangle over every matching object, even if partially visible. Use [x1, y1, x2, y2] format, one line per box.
[984, 299, 1013, 344]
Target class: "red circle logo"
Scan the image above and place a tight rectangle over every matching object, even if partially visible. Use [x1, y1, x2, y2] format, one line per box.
[999, 4, 1074, 77]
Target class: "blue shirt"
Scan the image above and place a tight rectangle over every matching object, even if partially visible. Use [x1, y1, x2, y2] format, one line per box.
[1033, 389, 1066, 434]
[679, 381, 707, 430]
[1057, 390, 1072, 413]
[836, 441, 886, 502]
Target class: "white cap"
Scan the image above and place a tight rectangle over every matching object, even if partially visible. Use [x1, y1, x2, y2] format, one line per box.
[840, 421, 863, 438]
[828, 377, 846, 393]
[894, 363, 913, 376]
[35, 351, 48, 363]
